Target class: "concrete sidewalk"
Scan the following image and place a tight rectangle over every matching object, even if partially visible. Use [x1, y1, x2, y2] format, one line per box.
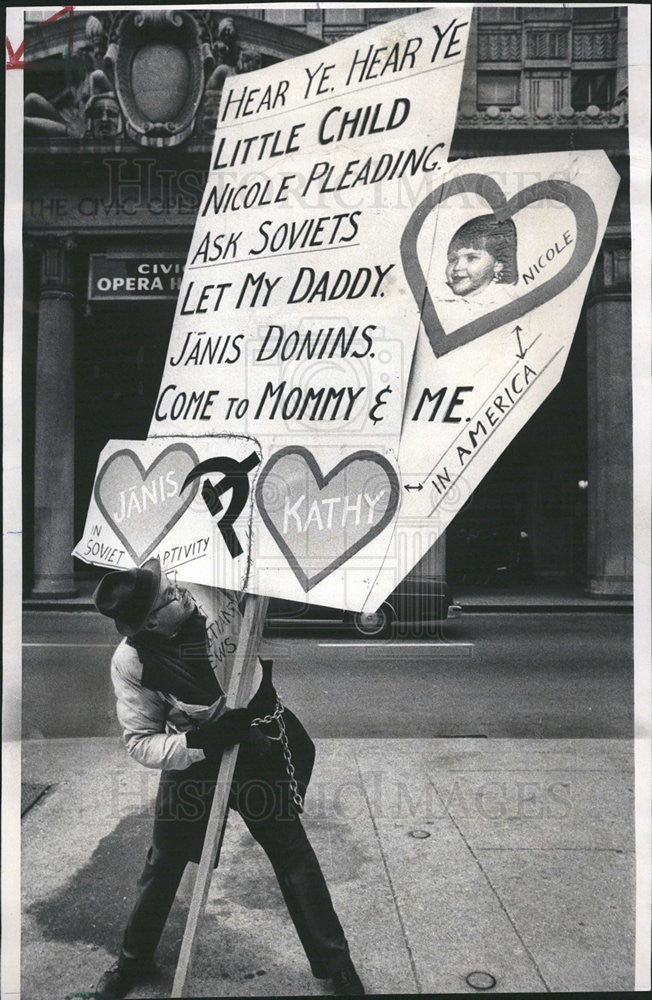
[21, 737, 635, 998]
[452, 580, 632, 613]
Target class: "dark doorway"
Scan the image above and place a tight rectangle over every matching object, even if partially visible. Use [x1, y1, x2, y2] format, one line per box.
[447, 314, 588, 586]
[74, 299, 176, 581]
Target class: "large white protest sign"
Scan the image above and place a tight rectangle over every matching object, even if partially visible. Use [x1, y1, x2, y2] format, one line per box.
[150, 7, 470, 447]
[73, 24, 617, 618]
[363, 149, 620, 611]
[73, 435, 261, 591]
[144, 8, 470, 610]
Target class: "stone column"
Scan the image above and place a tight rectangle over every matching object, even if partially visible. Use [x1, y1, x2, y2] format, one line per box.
[304, 8, 323, 39]
[419, 534, 446, 579]
[615, 9, 628, 96]
[458, 9, 478, 117]
[31, 234, 77, 597]
[585, 242, 632, 596]
[405, 531, 447, 588]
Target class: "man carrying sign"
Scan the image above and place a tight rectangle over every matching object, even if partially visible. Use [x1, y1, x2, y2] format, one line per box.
[90, 558, 364, 998]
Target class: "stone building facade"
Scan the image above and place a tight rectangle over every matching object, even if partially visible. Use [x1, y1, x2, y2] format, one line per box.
[22, 7, 631, 597]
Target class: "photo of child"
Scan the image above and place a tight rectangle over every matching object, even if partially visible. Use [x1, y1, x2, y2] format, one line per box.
[445, 214, 518, 298]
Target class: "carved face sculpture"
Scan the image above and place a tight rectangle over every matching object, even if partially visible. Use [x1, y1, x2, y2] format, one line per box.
[88, 94, 122, 137]
[238, 50, 261, 74]
[90, 41, 107, 69]
[85, 15, 107, 69]
[217, 17, 235, 44]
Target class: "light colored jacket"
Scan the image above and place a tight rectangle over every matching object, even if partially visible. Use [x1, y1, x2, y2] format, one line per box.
[110, 639, 262, 771]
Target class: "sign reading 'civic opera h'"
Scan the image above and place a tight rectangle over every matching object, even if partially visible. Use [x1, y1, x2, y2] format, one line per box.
[88, 255, 186, 300]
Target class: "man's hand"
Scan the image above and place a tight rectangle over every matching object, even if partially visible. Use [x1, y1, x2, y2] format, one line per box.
[186, 708, 251, 758]
[247, 725, 274, 758]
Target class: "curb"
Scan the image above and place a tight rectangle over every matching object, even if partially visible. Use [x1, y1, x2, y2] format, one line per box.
[23, 601, 97, 612]
[460, 604, 632, 613]
[23, 600, 633, 615]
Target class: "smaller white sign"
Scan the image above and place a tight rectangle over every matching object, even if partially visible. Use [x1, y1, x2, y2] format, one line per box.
[74, 435, 262, 591]
[363, 149, 620, 611]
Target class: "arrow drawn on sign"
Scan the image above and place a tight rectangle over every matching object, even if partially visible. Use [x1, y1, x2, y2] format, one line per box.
[404, 483, 423, 492]
[514, 325, 527, 359]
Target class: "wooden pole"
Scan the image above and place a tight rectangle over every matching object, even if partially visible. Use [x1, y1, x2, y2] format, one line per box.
[171, 593, 269, 998]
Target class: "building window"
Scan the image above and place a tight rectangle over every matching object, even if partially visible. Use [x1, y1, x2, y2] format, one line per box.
[263, 9, 306, 26]
[477, 72, 521, 110]
[572, 6, 616, 22]
[572, 25, 617, 60]
[323, 9, 365, 25]
[478, 8, 521, 22]
[364, 8, 421, 22]
[571, 71, 615, 110]
[529, 74, 564, 113]
[526, 29, 569, 59]
[478, 27, 522, 63]
[521, 6, 570, 20]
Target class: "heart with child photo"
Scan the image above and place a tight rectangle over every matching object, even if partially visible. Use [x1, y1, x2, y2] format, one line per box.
[401, 173, 599, 358]
[256, 446, 400, 591]
[94, 444, 200, 563]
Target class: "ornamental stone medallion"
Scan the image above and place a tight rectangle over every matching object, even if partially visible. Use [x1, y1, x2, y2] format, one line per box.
[106, 11, 214, 147]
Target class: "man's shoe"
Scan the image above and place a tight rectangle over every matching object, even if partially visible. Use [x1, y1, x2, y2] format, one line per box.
[330, 956, 365, 996]
[93, 960, 143, 1000]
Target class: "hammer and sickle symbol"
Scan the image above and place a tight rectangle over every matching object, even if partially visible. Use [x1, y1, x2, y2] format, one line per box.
[181, 451, 260, 558]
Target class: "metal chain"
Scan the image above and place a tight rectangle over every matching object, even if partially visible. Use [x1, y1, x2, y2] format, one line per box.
[249, 699, 284, 730]
[250, 697, 304, 810]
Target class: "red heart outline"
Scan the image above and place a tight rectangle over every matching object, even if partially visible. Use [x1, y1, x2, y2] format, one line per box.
[401, 174, 599, 358]
[94, 444, 200, 564]
[255, 446, 400, 592]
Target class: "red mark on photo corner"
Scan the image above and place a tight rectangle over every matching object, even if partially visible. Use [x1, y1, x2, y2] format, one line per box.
[7, 6, 74, 70]
[6, 36, 24, 69]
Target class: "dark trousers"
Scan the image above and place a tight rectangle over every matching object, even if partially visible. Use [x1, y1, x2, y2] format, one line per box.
[120, 808, 350, 980]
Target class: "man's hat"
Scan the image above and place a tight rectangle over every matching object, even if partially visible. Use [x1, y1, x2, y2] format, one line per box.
[93, 557, 162, 636]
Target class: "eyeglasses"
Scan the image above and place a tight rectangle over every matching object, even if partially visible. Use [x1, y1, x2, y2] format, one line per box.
[146, 574, 182, 625]
[152, 584, 181, 613]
